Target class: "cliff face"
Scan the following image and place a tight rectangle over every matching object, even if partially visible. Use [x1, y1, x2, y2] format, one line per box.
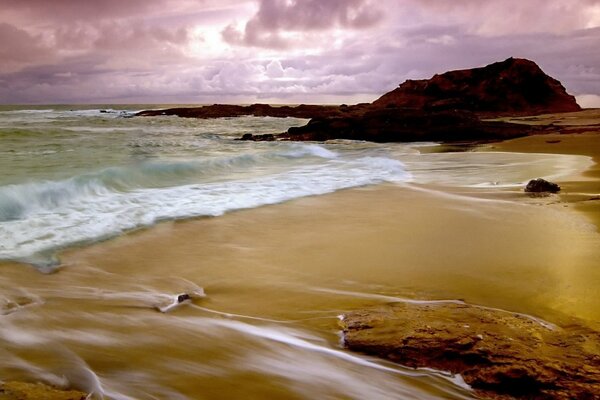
[373, 58, 581, 116]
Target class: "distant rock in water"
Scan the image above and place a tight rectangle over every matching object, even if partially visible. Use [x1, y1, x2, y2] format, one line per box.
[525, 178, 561, 193]
[136, 103, 344, 119]
[373, 57, 581, 116]
[340, 302, 600, 400]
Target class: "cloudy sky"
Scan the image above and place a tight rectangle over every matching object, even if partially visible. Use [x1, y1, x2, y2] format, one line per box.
[1, 0, 600, 105]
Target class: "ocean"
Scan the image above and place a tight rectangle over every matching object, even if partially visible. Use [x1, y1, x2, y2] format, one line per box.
[0, 105, 586, 269]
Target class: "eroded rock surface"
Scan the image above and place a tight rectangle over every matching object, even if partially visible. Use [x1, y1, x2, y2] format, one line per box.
[340, 302, 600, 400]
[373, 58, 581, 116]
[0, 381, 87, 400]
[242, 108, 535, 143]
[525, 178, 561, 193]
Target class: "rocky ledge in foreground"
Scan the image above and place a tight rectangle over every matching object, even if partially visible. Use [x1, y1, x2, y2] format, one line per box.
[0, 381, 87, 400]
[340, 302, 600, 400]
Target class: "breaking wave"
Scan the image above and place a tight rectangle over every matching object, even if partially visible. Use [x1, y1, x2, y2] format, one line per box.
[0, 144, 410, 266]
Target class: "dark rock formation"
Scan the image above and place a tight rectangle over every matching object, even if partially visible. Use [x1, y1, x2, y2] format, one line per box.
[525, 178, 561, 193]
[177, 293, 192, 303]
[373, 58, 581, 116]
[241, 108, 537, 143]
[137, 58, 581, 143]
[340, 302, 600, 400]
[0, 381, 87, 400]
[136, 103, 351, 119]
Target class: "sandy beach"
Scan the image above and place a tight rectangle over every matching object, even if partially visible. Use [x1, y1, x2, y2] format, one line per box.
[1, 109, 599, 399]
[3, 1, 600, 397]
[2, 117, 600, 398]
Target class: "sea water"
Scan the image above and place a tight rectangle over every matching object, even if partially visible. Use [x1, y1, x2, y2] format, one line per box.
[0, 105, 587, 267]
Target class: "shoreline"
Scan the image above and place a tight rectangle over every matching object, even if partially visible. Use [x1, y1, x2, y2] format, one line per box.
[2, 114, 600, 399]
[489, 109, 600, 229]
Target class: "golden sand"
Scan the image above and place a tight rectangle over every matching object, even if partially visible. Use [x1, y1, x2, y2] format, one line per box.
[2, 111, 600, 399]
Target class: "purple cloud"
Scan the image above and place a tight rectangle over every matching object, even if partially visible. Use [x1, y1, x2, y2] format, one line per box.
[223, 0, 384, 49]
[0, 0, 599, 105]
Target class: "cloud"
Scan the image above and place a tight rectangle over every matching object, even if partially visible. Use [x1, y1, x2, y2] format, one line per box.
[0, 0, 600, 103]
[415, 0, 600, 35]
[223, 0, 384, 49]
[0, 0, 166, 22]
[576, 94, 600, 108]
[0, 23, 54, 72]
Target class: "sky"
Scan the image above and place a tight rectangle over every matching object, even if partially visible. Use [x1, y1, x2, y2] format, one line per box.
[1, 0, 600, 106]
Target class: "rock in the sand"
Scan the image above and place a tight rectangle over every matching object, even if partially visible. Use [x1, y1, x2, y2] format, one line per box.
[177, 293, 192, 303]
[0, 381, 87, 400]
[340, 302, 600, 400]
[525, 178, 561, 193]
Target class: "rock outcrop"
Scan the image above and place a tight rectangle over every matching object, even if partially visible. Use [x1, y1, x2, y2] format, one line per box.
[137, 57, 582, 143]
[0, 381, 87, 400]
[525, 178, 561, 193]
[136, 103, 349, 119]
[241, 108, 536, 143]
[373, 58, 581, 116]
[340, 302, 600, 400]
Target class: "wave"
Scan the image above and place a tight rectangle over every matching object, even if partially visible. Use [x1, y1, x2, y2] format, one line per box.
[0, 145, 345, 222]
[0, 108, 138, 120]
[0, 109, 55, 114]
[0, 146, 410, 266]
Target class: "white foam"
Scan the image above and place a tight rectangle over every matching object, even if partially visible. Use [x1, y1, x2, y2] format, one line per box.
[179, 317, 472, 399]
[402, 151, 592, 188]
[315, 287, 557, 330]
[282, 143, 339, 159]
[0, 156, 410, 264]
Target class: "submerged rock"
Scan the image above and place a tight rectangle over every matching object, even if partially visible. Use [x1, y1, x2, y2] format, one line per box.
[156, 291, 203, 313]
[177, 293, 192, 303]
[0, 381, 87, 400]
[525, 178, 561, 193]
[340, 302, 600, 400]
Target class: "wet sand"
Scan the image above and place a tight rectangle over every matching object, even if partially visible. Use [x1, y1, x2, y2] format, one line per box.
[2, 180, 599, 398]
[491, 122, 600, 229]
[2, 112, 600, 399]
[60, 180, 600, 326]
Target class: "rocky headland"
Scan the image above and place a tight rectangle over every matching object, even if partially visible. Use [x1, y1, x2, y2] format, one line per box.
[371, 57, 580, 116]
[137, 57, 583, 143]
[340, 302, 600, 400]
